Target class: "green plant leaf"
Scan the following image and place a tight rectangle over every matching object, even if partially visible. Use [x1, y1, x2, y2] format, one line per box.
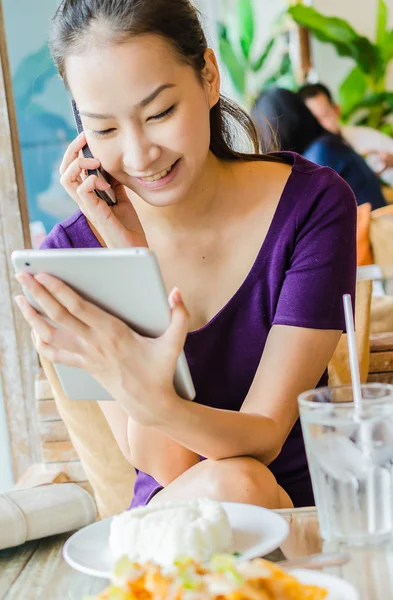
[278, 52, 292, 77]
[377, 0, 388, 47]
[376, 0, 393, 62]
[356, 91, 393, 111]
[218, 24, 246, 95]
[339, 66, 368, 119]
[288, 5, 382, 77]
[348, 91, 393, 129]
[379, 122, 393, 136]
[259, 53, 296, 94]
[382, 29, 393, 62]
[237, 0, 254, 60]
[251, 38, 275, 72]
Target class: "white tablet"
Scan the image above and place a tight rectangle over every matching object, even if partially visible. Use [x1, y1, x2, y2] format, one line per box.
[12, 248, 195, 402]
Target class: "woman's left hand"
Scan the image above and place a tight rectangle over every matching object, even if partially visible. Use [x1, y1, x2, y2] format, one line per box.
[15, 273, 188, 426]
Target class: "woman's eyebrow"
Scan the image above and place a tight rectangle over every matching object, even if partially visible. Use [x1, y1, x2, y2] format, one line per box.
[79, 83, 176, 119]
[139, 83, 176, 107]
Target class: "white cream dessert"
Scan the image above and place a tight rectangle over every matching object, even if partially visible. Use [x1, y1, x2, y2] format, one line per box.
[109, 498, 233, 568]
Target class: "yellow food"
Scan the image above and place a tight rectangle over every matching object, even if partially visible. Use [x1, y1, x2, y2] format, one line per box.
[88, 554, 327, 600]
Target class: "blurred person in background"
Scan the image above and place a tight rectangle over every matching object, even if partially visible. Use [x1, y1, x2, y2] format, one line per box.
[252, 87, 386, 210]
[298, 83, 393, 187]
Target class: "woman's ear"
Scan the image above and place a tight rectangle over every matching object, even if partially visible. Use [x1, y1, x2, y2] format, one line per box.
[203, 48, 221, 109]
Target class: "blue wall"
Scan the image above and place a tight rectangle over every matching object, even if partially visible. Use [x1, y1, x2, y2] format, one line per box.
[3, 0, 76, 236]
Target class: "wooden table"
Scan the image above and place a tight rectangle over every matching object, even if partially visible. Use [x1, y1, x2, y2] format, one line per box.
[0, 507, 392, 599]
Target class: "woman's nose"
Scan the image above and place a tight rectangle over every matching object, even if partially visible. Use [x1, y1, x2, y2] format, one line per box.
[122, 133, 161, 175]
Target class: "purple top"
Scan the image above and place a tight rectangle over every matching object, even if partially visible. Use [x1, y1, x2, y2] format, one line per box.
[41, 152, 357, 508]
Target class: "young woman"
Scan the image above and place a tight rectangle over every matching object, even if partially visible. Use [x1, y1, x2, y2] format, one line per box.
[15, 0, 356, 510]
[253, 87, 386, 210]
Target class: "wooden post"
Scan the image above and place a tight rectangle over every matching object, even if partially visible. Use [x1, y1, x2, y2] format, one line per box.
[297, 26, 312, 84]
[0, 0, 40, 480]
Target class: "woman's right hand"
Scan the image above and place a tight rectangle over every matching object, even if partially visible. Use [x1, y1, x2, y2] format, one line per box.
[59, 132, 148, 249]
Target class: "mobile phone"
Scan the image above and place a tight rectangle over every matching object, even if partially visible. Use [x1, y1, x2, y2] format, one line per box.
[71, 100, 117, 206]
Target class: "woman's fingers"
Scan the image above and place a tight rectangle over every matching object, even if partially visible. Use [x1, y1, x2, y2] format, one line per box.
[15, 295, 84, 355]
[60, 156, 102, 197]
[162, 288, 190, 363]
[59, 132, 87, 175]
[25, 272, 118, 333]
[15, 273, 92, 335]
[76, 177, 145, 247]
[58, 135, 148, 250]
[77, 173, 111, 197]
[75, 175, 117, 229]
[15, 294, 57, 341]
[33, 332, 85, 368]
[59, 133, 109, 212]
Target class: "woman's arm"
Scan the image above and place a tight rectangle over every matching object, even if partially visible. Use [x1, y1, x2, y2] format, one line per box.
[16, 269, 345, 484]
[122, 325, 341, 463]
[127, 419, 201, 484]
[41, 356, 197, 486]
[99, 325, 340, 482]
[98, 400, 200, 486]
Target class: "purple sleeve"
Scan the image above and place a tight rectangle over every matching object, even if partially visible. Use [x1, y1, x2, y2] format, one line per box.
[273, 174, 357, 331]
[40, 224, 73, 249]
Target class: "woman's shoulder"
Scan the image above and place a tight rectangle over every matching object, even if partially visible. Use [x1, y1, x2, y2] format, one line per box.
[40, 210, 100, 249]
[266, 148, 348, 179]
[266, 151, 357, 214]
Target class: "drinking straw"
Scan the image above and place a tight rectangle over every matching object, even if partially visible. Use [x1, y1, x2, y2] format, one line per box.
[343, 294, 376, 533]
[343, 294, 363, 412]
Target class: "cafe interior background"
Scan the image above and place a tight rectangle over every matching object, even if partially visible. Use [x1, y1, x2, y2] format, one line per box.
[1, 0, 393, 492]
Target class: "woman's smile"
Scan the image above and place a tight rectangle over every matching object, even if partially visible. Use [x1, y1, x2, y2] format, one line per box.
[133, 158, 181, 189]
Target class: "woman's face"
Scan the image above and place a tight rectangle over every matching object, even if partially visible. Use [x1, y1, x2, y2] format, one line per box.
[66, 34, 220, 207]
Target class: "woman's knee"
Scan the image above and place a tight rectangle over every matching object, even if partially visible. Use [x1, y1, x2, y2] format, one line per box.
[203, 456, 293, 509]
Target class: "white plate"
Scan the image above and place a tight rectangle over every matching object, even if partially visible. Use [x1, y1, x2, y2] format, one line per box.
[63, 501, 289, 578]
[291, 569, 360, 600]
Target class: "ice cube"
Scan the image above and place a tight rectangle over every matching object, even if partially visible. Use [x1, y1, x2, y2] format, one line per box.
[310, 434, 368, 482]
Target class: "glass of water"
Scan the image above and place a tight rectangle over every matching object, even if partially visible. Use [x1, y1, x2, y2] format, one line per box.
[298, 384, 393, 546]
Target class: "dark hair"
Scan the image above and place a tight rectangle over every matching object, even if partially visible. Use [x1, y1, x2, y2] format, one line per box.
[252, 87, 327, 154]
[297, 83, 334, 105]
[49, 0, 277, 163]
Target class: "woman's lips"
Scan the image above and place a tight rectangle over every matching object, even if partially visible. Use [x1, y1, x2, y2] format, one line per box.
[134, 159, 181, 190]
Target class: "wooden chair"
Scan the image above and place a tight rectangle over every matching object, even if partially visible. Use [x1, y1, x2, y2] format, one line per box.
[368, 333, 393, 384]
[370, 205, 393, 266]
[35, 358, 136, 519]
[18, 365, 136, 519]
[328, 280, 372, 386]
[357, 203, 393, 383]
[15, 369, 93, 493]
[32, 370, 92, 489]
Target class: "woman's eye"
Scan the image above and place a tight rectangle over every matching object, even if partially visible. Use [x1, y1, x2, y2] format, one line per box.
[90, 128, 115, 138]
[149, 105, 175, 121]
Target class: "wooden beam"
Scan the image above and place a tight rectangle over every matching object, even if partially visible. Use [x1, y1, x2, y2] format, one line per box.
[0, 0, 40, 479]
[297, 26, 313, 84]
